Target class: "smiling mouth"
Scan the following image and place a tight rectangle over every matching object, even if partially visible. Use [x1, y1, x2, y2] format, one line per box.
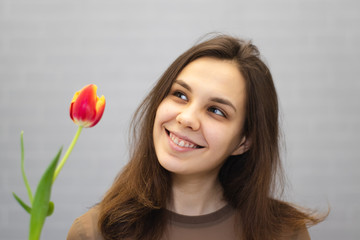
[166, 129, 204, 149]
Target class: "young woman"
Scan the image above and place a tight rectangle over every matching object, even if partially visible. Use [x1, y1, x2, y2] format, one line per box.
[67, 35, 325, 240]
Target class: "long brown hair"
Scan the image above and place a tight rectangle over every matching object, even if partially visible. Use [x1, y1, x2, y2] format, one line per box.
[99, 35, 325, 240]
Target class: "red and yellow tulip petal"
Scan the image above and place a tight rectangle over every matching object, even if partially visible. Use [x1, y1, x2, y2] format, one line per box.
[89, 95, 106, 127]
[69, 91, 81, 122]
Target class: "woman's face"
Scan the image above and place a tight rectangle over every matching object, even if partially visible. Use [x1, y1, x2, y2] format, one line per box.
[153, 57, 247, 178]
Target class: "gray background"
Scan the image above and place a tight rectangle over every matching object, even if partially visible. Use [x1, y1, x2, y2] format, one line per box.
[1, 0, 359, 239]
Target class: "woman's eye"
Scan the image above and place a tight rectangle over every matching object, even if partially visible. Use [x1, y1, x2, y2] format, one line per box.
[173, 91, 188, 101]
[208, 107, 226, 117]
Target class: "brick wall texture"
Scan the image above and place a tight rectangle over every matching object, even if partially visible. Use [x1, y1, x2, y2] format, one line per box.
[1, 0, 359, 239]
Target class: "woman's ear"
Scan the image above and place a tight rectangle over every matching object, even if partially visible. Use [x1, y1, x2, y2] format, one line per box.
[231, 136, 251, 156]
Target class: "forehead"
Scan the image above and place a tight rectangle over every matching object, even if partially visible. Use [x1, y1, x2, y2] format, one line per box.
[175, 57, 246, 102]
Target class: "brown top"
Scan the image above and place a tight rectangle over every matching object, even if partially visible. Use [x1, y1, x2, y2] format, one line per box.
[67, 207, 104, 240]
[67, 205, 311, 240]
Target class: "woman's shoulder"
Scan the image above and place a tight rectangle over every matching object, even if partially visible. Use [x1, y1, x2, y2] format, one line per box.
[280, 226, 311, 240]
[67, 205, 104, 240]
[291, 227, 311, 240]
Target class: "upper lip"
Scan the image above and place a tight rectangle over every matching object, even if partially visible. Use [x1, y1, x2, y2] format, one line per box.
[166, 129, 205, 148]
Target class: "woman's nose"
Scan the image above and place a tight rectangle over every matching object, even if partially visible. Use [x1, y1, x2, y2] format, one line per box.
[176, 105, 200, 131]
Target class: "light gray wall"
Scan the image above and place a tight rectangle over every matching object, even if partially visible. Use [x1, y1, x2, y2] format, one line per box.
[1, 0, 359, 239]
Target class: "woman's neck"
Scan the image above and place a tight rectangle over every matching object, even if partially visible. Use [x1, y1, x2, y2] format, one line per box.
[168, 173, 227, 216]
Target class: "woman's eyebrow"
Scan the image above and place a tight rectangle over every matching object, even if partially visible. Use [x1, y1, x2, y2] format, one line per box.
[175, 79, 236, 112]
[210, 97, 237, 112]
[174, 79, 192, 91]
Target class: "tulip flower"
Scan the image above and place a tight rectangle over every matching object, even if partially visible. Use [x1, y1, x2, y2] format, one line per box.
[70, 84, 106, 128]
[13, 84, 105, 240]
[54, 84, 105, 181]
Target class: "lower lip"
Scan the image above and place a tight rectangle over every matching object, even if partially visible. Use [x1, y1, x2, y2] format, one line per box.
[166, 130, 199, 153]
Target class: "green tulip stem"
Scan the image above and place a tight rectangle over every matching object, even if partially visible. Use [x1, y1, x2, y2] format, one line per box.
[20, 131, 33, 204]
[53, 126, 83, 183]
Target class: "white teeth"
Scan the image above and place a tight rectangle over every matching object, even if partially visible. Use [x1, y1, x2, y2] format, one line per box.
[169, 132, 197, 149]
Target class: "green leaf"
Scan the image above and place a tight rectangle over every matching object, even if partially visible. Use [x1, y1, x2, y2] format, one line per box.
[20, 131, 33, 203]
[29, 147, 62, 240]
[12, 192, 32, 214]
[47, 201, 54, 216]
